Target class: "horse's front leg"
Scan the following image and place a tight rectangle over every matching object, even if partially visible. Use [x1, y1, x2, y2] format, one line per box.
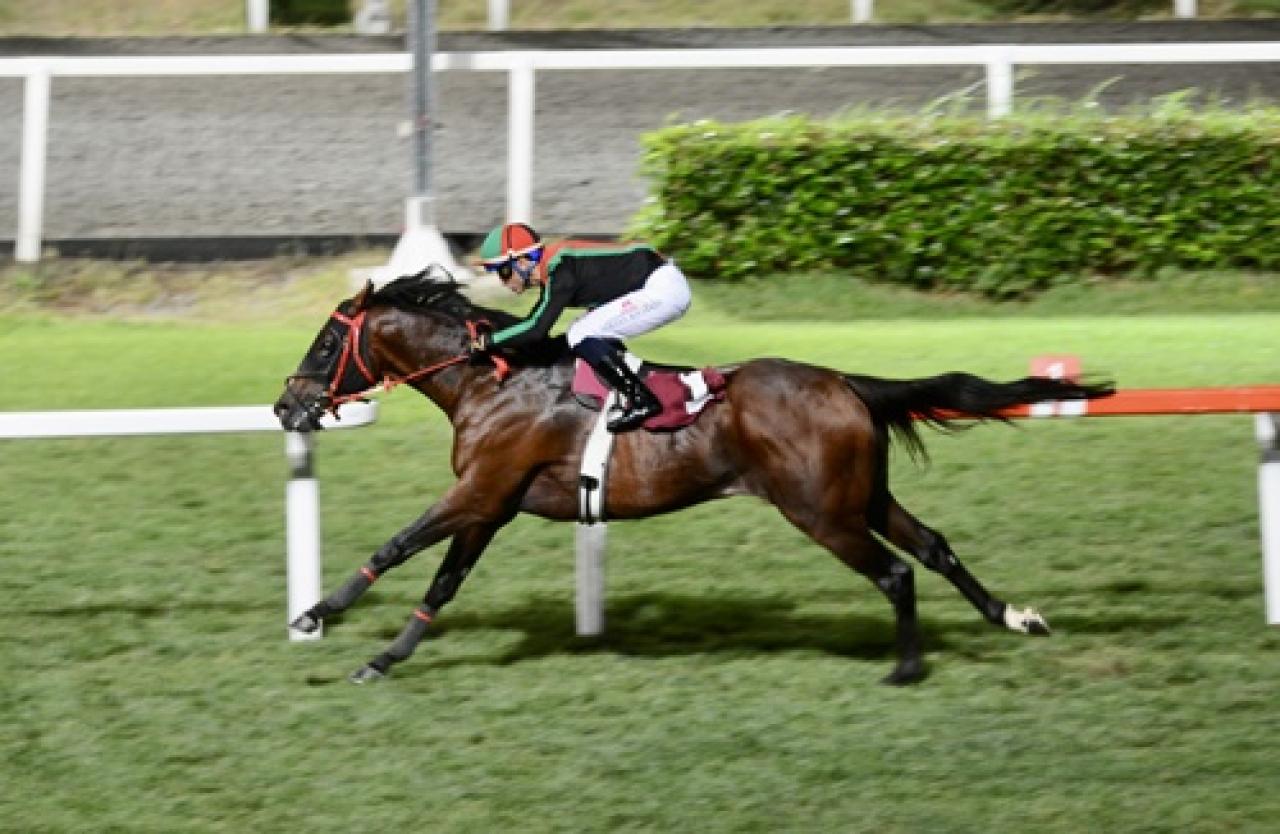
[290, 476, 510, 635]
[348, 523, 499, 683]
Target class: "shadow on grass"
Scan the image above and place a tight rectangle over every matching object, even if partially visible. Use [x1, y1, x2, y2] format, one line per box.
[1045, 611, 1189, 634]
[28, 599, 261, 619]
[328, 589, 1200, 683]
[364, 592, 931, 672]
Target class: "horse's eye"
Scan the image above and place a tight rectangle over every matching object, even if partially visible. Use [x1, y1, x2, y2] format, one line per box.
[317, 334, 337, 358]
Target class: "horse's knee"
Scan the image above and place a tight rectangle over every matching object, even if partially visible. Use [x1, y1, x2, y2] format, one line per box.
[875, 558, 915, 603]
[425, 571, 465, 609]
[917, 530, 959, 575]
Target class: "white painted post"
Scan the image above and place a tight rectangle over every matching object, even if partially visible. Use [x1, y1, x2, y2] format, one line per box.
[1258, 413, 1280, 625]
[1174, 0, 1197, 19]
[851, 0, 874, 24]
[16, 62, 50, 263]
[488, 0, 510, 31]
[247, 0, 270, 33]
[285, 431, 323, 641]
[575, 522, 607, 635]
[986, 49, 1014, 118]
[507, 60, 535, 223]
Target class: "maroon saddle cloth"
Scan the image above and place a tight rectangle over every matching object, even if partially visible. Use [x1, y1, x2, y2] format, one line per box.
[571, 360, 727, 431]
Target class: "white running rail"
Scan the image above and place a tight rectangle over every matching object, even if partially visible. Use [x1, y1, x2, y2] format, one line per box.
[4, 42, 1280, 261]
[0, 401, 379, 641]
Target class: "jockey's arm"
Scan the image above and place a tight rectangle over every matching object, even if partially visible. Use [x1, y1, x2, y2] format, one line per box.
[490, 272, 573, 351]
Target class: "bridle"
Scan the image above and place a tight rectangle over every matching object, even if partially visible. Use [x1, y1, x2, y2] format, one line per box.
[285, 305, 508, 422]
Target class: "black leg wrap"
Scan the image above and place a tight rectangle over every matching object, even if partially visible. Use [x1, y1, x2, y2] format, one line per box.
[385, 612, 433, 663]
[919, 534, 959, 575]
[369, 539, 408, 573]
[949, 565, 1005, 624]
[875, 560, 914, 603]
[918, 534, 1005, 624]
[369, 608, 435, 674]
[326, 570, 374, 612]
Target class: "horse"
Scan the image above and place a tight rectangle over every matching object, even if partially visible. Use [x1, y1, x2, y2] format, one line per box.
[274, 271, 1113, 684]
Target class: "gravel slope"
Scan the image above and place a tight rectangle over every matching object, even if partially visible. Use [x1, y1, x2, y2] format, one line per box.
[1, 21, 1278, 247]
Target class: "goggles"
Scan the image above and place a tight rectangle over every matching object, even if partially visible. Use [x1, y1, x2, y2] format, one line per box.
[483, 247, 542, 279]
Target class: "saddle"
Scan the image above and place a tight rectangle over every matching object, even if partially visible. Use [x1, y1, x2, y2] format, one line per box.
[573, 354, 727, 526]
[571, 356, 727, 431]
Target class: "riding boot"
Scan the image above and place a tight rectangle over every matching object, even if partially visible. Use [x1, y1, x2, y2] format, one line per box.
[574, 339, 662, 433]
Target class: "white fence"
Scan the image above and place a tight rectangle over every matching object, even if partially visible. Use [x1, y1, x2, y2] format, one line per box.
[0, 402, 379, 640]
[5, 42, 1280, 262]
[249, 1, 1209, 33]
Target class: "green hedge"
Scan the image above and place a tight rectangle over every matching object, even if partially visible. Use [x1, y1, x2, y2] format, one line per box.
[270, 0, 349, 26]
[631, 107, 1280, 297]
[987, 0, 1165, 15]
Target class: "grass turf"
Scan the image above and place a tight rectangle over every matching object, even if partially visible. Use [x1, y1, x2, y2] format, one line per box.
[1, 264, 1279, 831]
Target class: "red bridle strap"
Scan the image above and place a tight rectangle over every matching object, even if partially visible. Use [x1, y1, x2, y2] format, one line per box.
[330, 310, 378, 389]
[323, 313, 510, 411]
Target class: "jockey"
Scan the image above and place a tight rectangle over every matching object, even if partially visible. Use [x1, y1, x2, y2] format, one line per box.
[472, 222, 692, 433]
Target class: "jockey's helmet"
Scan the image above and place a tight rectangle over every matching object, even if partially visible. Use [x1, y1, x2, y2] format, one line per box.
[479, 222, 542, 268]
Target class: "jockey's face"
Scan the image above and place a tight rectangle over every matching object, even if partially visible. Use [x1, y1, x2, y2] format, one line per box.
[501, 255, 538, 293]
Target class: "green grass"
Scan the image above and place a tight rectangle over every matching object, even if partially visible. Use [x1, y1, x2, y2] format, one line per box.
[2, 263, 1280, 831]
[2, 0, 1277, 36]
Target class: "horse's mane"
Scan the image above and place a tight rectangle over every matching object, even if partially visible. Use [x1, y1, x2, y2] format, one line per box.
[371, 273, 519, 329]
[371, 272, 569, 367]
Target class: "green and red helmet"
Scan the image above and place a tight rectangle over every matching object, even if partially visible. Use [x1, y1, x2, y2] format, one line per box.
[478, 222, 542, 267]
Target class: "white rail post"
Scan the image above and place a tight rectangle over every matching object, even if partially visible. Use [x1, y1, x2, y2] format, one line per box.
[575, 523, 607, 635]
[488, 0, 510, 31]
[354, 0, 393, 35]
[1258, 413, 1280, 625]
[507, 59, 535, 223]
[851, 0, 874, 24]
[285, 431, 323, 641]
[247, 0, 270, 33]
[1174, 0, 1197, 19]
[985, 48, 1014, 118]
[16, 61, 50, 263]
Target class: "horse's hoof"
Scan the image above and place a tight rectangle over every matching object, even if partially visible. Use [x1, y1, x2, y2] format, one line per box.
[348, 664, 385, 685]
[881, 659, 926, 686]
[290, 612, 320, 634]
[1004, 605, 1051, 635]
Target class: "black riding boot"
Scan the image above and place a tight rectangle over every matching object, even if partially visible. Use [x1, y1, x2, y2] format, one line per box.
[574, 338, 662, 433]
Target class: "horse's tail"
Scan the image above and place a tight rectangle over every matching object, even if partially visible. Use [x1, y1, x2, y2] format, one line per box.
[843, 371, 1115, 459]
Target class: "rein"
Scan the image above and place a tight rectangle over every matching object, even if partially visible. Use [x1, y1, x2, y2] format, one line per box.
[323, 311, 509, 412]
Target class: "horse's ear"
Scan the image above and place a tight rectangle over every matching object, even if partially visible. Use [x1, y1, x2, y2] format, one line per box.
[351, 279, 375, 311]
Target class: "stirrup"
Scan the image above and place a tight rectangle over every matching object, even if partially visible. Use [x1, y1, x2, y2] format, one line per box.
[607, 399, 660, 433]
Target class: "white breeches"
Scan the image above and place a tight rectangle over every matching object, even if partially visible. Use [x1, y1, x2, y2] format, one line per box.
[565, 261, 692, 348]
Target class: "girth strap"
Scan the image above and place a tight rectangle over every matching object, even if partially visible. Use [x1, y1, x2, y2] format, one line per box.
[578, 389, 618, 524]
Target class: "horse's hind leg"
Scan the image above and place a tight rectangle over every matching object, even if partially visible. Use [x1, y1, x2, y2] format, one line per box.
[876, 495, 1049, 635]
[348, 524, 497, 683]
[793, 517, 926, 685]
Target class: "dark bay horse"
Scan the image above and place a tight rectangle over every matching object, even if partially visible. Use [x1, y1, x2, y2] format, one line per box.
[274, 272, 1112, 684]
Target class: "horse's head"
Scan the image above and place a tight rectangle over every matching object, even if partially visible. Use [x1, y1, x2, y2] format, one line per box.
[275, 281, 382, 432]
[276, 271, 499, 431]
